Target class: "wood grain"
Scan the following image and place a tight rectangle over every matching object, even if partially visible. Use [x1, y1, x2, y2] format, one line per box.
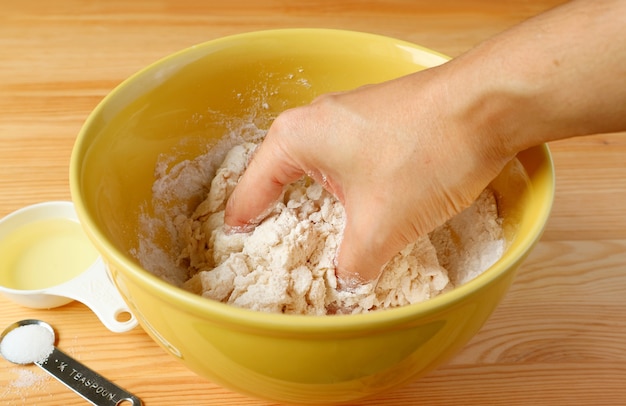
[2, 1, 625, 405]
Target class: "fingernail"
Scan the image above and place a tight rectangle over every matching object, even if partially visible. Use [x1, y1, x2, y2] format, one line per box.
[223, 223, 256, 235]
[338, 273, 368, 291]
[334, 255, 367, 292]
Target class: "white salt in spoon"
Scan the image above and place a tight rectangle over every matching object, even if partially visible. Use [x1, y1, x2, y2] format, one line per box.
[0, 319, 142, 406]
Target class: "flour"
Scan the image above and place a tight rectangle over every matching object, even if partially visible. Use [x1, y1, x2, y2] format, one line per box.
[430, 192, 506, 286]
[132, 122, 267, 286]
[170, 140, 506, 315]
[133, 118, 507, 315]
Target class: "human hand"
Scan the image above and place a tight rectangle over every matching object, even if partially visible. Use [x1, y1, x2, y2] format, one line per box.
[224, 65, 514, 287]
[225, 0, 626, 288]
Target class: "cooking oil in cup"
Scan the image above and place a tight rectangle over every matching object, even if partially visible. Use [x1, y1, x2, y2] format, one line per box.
[0, 201, 137, 333]
[0, 217, 99, 290]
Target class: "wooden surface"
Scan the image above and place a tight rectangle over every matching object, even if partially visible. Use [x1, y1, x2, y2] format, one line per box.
[2, 1, 626, 405]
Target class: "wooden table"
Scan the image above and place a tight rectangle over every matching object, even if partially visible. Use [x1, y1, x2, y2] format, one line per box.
[2, 1, 625, 405]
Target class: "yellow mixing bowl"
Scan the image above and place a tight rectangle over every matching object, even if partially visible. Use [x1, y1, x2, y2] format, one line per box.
[70, 29, 554, 404]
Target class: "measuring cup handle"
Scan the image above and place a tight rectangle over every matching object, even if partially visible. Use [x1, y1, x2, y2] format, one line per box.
[52, 258, 138, 333]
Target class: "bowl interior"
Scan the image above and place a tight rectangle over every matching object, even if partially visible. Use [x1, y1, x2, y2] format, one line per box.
[71, 29, 553, 325]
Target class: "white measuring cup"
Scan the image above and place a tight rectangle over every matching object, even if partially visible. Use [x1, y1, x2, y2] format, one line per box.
[0, 202, 137, 333]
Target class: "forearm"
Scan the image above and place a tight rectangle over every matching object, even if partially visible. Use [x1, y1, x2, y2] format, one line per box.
[444, 0, 626, 158]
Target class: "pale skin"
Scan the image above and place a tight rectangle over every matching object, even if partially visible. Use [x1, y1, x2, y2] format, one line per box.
[224, 0, 626, 288]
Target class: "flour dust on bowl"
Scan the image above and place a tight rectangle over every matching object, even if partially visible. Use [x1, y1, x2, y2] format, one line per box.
[70, 29, 555, 404]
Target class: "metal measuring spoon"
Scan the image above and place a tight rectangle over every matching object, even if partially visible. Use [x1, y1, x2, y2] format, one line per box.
[1, 319, 142, 406]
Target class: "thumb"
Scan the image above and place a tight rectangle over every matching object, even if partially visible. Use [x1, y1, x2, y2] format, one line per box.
[224, 134, 304, 231]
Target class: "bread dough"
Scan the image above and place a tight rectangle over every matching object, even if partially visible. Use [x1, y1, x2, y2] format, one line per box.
[177, 142, 505, 315]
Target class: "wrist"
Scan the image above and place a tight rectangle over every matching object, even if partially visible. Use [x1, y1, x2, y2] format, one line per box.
[444, 0, 626, 160]
[441, 42, 566, 166]
[430, 55, 527, 175]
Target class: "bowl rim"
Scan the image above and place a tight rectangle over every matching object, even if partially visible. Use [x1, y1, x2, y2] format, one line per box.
[70, 28, 555, 334]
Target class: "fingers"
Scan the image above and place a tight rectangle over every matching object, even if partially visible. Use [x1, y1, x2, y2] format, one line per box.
[224, 129, 305, 231]
[334, 200, 400, 288]
[335, 226, 385, 289]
